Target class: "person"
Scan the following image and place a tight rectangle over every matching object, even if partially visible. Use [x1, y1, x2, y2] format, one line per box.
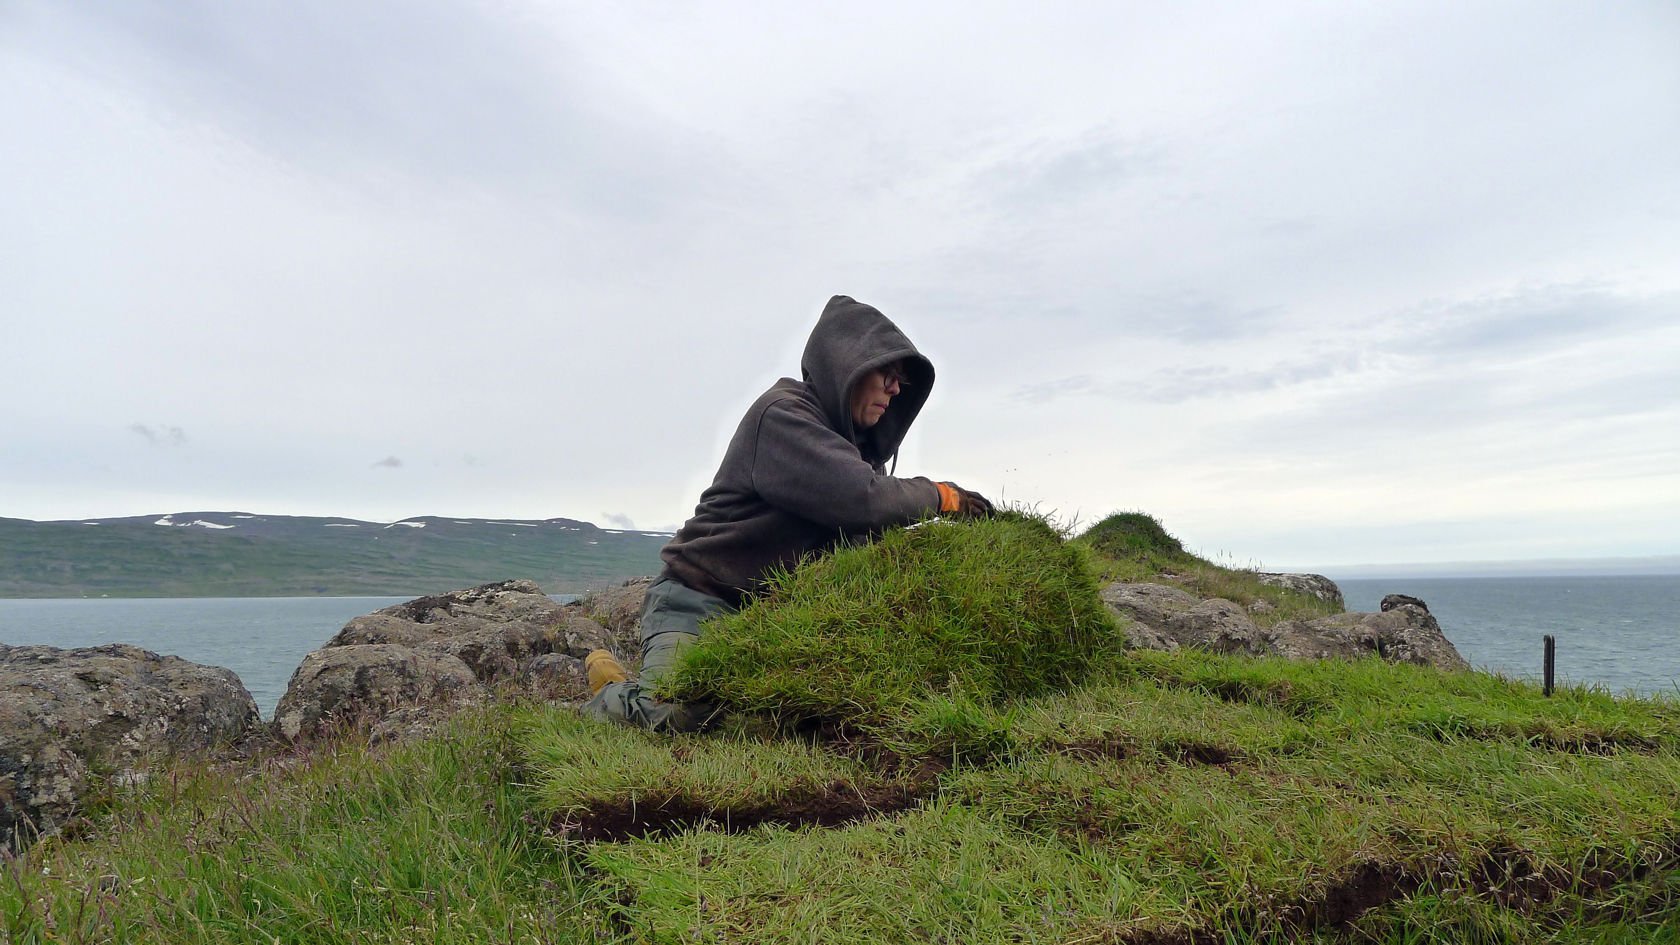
[581, 295, 994, 732]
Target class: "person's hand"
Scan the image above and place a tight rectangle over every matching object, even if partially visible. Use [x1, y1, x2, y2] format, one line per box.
[936, 482, 995, 517]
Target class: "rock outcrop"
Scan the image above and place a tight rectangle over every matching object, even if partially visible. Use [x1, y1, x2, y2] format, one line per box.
[568, 576, 653, 662]
[1100, 583, 1270, 655]
[0, 643, 258, 850]
[1265, 603, 1470, 670]
[273, 579, 613, 743]
[1255, 572, 1345, 608]
[273, 645, 484, 743]
[1101, 579, 1468, 671]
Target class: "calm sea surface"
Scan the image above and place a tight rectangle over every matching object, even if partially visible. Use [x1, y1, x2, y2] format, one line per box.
[1, 577, 1675, 719]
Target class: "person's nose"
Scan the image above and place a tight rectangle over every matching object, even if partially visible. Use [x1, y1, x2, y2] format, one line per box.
[883, 375, 901, 395]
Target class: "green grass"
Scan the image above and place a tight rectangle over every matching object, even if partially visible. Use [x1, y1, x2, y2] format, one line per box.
[1, 710, 611, 944]
[6, 513, 1678, 944]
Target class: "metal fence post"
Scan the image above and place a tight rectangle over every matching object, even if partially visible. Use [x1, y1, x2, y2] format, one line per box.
[1543, 634, 1556, 697]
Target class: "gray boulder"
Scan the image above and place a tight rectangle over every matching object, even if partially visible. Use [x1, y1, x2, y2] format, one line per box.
[1267, 601, 1469, 670]
[273, 645, 483, 742]
[568, 576, 654, 661]
[1100, 583, 1270, 655]
[1256, 572, 1345, 608]
[1101, 582, 1468, 672]
[524, 652, 588, 701]
[275, 579, 615, 743]
[1, 643, 258, 849]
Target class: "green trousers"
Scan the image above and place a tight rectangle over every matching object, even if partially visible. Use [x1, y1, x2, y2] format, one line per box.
[580, 576, 735, 733]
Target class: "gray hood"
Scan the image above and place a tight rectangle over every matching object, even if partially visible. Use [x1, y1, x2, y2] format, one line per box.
[800, 295, 935, 465]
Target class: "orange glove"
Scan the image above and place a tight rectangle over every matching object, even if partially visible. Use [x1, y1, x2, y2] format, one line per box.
[936, 482, 995, 517]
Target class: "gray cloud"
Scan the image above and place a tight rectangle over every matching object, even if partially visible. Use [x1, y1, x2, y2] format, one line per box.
[1011, 375, 1096, 406]
[371, 456, 402, 469]
[129, 423, 186, 446]
[17, 1, 743, 221]
[602, 512, 636, 530]
[977, 129, 1165, 211]
[1011, 350, 1368, 406]
[1132, 351, 1369, 404]
[1205, 287, 1680, 467]
[1123, 292, 1286, 342]
[1390, 283, 1675, 358]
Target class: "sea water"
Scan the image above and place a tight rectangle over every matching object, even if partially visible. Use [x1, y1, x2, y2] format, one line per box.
[1337, 574, 1679, 699]
[1, 577, 1675, 719]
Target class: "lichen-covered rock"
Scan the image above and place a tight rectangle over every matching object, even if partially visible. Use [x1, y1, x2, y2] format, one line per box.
[1256, 572, 1345, 608]
[569, 576, 653, 659]
[273, 645, 483, 742]
[549, 614, 615, 661]
[1356, 597, 1469, 670]
[0, 643, 258, 849]
[1380, 593, 1428, 612]
[524, 652, 588, 701]
[275, 579, 617, 743]
[1100, 582, 1468, 672]
[1099, 583, 1268, 655]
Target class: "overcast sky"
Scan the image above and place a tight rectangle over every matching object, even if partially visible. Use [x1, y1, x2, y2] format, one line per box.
[3, 1, 1676, 569]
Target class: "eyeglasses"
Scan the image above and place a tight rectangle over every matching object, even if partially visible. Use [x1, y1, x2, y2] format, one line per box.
[880, 365, 910, 389]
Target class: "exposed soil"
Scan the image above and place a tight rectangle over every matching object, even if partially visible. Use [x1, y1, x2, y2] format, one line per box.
[1527, 730, 1663, 755]
[1191, 679, 1322, 719]
[1053, 738, 1241, 768]
[1111, 836, 1680, 945]
[1419, 723, 1665, 755]
[551, 764, 945, 843]
[1164, 741, 1241, 766]
[1055, 737, 1133, 762]
[1264, 859, 1421, 932]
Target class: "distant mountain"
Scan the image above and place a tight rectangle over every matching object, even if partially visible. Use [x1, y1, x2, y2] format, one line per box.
[0, 512, 671, 598]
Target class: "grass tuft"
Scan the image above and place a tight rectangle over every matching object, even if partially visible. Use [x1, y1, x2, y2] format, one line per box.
[1078, 510, 1190, 561]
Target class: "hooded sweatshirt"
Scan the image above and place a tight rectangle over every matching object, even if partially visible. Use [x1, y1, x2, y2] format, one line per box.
[660, 296, 942, 603]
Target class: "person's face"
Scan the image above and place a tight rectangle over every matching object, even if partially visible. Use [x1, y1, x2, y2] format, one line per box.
[850, 362, 906, 430]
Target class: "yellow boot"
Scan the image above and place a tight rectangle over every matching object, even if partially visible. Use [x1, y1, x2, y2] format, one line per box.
[585, 649, 628, 695]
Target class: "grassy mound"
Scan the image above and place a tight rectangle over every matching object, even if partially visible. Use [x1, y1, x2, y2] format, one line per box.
[1078, 510, 1189, 560]
[659, 513, 1117, 732]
